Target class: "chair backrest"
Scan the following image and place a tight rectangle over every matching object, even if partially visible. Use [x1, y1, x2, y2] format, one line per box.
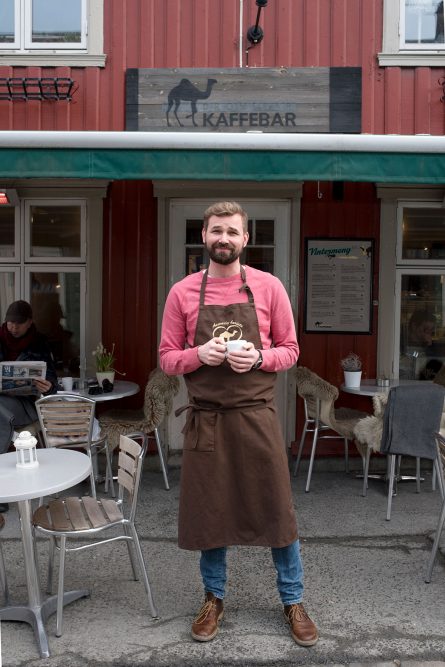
[380, 384, 445, 459]
[36, 394, 96, 447]
[142, 368, 180, 429]
[117, 432, 147, 521]
[294, 366, 338, 427]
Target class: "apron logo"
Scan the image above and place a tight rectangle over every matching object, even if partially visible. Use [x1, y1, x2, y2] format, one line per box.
[213, 321, 243, 342]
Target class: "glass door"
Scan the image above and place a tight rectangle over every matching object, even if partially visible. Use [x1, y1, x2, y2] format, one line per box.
[167, 199, 293, 451]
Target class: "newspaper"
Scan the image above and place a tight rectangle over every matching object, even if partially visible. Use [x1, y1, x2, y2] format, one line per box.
[0, 361, 47, 396]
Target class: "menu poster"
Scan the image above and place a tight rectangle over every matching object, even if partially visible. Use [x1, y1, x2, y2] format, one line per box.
[304, 238, 373, 334]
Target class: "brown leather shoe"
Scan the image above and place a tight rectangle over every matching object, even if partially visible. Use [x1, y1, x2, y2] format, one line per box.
[284, 603, 319, 646]
[191, 592, 224, 642]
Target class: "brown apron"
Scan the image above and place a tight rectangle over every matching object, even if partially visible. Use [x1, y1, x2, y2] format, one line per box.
[177, 267, 298, 551]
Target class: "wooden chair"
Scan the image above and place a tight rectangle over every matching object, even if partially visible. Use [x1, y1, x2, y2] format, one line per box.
[293, 366, 369, 492]
[99, 368, 180, 490]
[36, 394, 115, 499]
[32, 433, 158, 637]
[0, 514, 9, 604]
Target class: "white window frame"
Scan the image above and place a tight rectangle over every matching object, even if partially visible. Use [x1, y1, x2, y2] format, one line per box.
[379, 0, 445, 66]
[24, 198, 87, 264]
[23, 0, 87, 51]
[396, 200, 445, 267]
[0, 204, 21, 263]
[0, 0, 105, 67]
[376, 186, 445, 379]
[0, 267, 21, 320]
[393, 266, 445, 378]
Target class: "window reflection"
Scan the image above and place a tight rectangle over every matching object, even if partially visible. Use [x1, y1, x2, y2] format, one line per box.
[30, 271, 80, 375]
[405, 0, 444, 45]
[399, 274, 445, 380]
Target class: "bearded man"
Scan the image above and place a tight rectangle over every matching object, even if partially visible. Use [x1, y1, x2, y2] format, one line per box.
[159, 201, 318, 647]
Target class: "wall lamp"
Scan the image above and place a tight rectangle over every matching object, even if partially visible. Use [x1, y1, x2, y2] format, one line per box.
[246, 0, 268, 46]
[0, 189, 18, 206]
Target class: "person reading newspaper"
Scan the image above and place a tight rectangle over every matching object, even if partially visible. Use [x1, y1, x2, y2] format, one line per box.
[0, 300, 57, 510]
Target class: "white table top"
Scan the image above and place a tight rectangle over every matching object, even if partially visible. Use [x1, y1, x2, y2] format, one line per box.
[0, 448, 91, 502]
[58, 380, 140, 403]
[341, 378, 428, 396]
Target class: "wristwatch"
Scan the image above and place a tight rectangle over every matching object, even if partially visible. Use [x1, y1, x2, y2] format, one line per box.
[251, 350, 263, 370]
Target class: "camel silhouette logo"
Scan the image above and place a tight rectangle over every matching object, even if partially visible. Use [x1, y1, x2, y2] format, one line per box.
[166, 78, 217, 127]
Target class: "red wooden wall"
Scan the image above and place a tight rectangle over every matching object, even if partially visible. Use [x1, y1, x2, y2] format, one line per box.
[0, 1, 442, 426]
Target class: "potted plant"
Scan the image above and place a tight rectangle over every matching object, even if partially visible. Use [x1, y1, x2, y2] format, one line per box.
[92, 342, 120, 386]
[341, 352, 362, 388]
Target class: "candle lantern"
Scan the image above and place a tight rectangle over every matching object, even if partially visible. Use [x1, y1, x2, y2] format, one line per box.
[14, 431, 39, 469]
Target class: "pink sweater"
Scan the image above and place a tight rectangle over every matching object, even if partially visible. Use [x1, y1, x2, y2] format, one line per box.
[159, 266, 299, 375]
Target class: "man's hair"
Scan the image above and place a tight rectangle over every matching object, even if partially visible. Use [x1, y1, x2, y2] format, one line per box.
[203, 201, 248, 232]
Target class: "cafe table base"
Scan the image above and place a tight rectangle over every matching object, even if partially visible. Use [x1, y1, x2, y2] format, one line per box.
[0, 499, 89, 658]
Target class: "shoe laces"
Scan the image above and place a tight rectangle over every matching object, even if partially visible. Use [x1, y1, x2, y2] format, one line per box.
[287, 603, 310, 623]
[193, 599, 217, 625]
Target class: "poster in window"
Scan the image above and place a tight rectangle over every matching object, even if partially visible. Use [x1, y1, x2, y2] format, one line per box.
[304, 238, 373, 334]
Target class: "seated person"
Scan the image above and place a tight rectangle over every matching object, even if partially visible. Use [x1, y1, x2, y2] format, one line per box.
[400, 310, 444, 380]
[0, 300, 57, 457]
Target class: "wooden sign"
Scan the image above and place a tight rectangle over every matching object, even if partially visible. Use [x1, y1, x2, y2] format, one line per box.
[126, 67, 361, 133]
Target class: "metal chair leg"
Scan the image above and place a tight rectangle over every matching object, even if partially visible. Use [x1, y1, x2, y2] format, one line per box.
[386, 455, 396, 521]
[123, 524, 139, 580]
[129, 523, 158, 618]
[293, 420, 309, 477]
[362, 445, 372, 497]
[154, 427, 170, 491]
[104, 442, 116, 497]
[344, 437, 349, 473]
[425, 496, 445, 583]
[56, 535, 67, 637]
[416, 457, 421, 494]
[47, 535, 56, 594]
[305, 426, 319, 493]
[0, 542, 9, 604]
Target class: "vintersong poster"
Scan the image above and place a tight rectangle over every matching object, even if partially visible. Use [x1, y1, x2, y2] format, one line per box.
[305, 238, 373, 334]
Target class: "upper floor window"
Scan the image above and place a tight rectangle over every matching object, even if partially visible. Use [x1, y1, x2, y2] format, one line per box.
[1, 0, 86, 51]
[402, 0, 444, 49]
[0, 0, 105, 67]
[379, 0, 445, 66]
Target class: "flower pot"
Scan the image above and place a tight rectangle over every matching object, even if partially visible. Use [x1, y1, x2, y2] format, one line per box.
[343, 370, 362, 388]
[96, 371, 115, 386]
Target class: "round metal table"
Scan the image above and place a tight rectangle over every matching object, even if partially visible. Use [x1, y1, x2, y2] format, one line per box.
[0, 448, 91, 658]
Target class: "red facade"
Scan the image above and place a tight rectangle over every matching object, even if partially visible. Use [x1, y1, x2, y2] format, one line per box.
[1, 0, 443, 448]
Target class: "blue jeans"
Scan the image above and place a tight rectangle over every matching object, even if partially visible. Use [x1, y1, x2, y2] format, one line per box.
[199, 540, 304, 605]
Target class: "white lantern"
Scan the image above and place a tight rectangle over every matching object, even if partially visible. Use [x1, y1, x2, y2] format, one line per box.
[14, 431, 39, 469]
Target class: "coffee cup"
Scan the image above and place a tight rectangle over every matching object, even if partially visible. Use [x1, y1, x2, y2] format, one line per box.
[226, 339, 248, 353]
[61, 377, 73, 391]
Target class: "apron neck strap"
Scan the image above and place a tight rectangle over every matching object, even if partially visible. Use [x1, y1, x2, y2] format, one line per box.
[200, 266, 254, 306]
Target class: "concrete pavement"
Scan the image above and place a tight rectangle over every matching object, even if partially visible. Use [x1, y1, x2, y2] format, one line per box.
[2, 457, 445, 666]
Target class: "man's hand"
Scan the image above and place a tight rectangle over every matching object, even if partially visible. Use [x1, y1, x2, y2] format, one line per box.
[197, 337, 227, 366]
[227, 342, 259, 374]
[33, 378, 52, 394]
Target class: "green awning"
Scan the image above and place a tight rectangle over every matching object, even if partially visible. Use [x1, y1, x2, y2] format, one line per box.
[0, 147, 445, 182]
[0, 132, 444, 182]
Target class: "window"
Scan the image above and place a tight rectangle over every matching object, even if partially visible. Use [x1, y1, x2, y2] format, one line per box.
[379, 0, 445, 66]
[0, 0, 105, 67]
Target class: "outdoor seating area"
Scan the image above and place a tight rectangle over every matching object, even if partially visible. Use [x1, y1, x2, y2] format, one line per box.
[1, 462, 445, 666]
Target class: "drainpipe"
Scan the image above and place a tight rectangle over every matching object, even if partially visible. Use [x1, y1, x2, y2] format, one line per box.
[239, 0, 244, 67]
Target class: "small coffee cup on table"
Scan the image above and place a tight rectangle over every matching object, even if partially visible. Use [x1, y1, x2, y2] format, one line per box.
[61, 377, 73, 391]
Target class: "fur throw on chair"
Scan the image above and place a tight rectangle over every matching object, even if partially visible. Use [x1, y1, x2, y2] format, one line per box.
[99, 368, 180, 450]
[294, 366, 369, 458]
[353, 392, 388, 453]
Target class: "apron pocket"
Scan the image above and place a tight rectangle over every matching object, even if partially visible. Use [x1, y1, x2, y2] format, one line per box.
[182, 410, 216, 452]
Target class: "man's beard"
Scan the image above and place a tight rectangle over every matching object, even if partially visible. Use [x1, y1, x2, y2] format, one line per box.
[207, 242, 243, 265]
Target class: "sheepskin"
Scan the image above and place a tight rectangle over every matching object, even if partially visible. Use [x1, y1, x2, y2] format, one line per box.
[353, 392, 388, 453]
[99, 368, 180, 450]
[295, 366, 369, 458]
